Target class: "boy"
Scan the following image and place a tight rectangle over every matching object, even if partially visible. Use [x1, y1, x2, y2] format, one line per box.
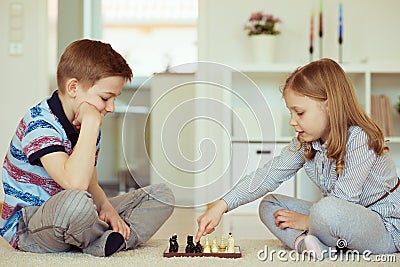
[0, 39, 174, 256]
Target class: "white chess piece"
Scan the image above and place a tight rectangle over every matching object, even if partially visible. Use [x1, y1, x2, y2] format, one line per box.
[219, 235, 226, 250]
[227, 233, 235, 253]
[203, 236, 211, 253]
[211, 236, 219, 253]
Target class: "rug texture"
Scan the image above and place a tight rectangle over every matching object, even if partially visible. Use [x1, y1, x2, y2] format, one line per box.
[0, 237, 398, 266]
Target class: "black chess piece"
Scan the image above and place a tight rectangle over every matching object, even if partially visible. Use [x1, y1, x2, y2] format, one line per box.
[185, 235, 196, 253]
[194, 241, 203, 253]
[169, 234, 179, 252]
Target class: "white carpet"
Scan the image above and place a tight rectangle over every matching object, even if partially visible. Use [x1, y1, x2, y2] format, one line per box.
[0, 237, 399, 267]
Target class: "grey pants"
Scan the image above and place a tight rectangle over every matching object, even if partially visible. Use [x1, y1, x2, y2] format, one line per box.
[17, 183, 174, 254]
[259, 194, 398, 254]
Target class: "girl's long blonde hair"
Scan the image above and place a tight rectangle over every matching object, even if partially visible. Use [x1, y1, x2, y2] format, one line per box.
[282, 58, 387, 174]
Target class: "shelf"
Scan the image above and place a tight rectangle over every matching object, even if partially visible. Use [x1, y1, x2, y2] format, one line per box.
[232, 62, 400, 76]
[369, 63, 400, 73]
[123, 76, 150, 90]
[231, 62, 376, 75]
[114, 99, 149, 114]
[191, 62, 400, 209]
[231, 136, 400, 144]
[234, 63, 301, 74]
[387, 137, 400, 143]
[231, 136, 294, 143]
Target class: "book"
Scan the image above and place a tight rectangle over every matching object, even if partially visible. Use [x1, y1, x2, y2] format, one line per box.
[371, 95, 393, 136]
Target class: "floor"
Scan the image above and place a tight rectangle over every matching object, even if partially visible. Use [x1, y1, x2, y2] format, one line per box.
[151, 207, 277, 242]
[102, 183, 277, 242]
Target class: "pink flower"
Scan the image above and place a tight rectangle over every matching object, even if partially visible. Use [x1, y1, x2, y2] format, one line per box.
[245, 11, 281, 36]
[249, 12, 264, 21]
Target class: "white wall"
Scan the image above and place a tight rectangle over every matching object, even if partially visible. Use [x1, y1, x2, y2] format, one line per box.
[199, 0, 400, 65]
[0, 0, 50, 201]
[57, 0, 83, 59]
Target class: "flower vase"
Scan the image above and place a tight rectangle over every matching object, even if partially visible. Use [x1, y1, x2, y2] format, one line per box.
[250, 35, 277, 64]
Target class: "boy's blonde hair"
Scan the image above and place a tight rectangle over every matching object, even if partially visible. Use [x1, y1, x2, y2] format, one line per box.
[282, 58, 387, 174]
[57, 39, 133, 93]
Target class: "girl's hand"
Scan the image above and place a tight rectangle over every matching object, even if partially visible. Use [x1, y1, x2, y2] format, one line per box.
[273, 209, 309, 231]
[99, 202, 130, 240]
[195, 200, 228, 242]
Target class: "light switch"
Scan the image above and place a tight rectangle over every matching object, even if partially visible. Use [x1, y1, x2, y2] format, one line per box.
[9, 42, 23, 56]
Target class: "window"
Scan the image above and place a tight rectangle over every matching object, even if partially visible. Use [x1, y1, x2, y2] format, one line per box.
[101, 0, 198, 77]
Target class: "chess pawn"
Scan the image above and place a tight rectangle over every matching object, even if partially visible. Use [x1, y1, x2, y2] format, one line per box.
[194, 241, 203, 253]
[185, 235, 196, 253]
[203, 236, 211, 253]
[211, 236, 219, 253]
[219, 235, 227, 250]
[169, 234, 179, 252]
[227, 232, 235, 253]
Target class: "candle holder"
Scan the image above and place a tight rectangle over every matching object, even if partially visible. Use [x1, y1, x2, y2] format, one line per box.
[309, 46, 314, 62]
[319, 34, 323, 59]
[309, 9, 314, 62]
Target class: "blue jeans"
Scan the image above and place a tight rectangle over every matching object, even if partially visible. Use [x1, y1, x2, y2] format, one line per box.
[17, 183, 174, 253]
[259, 194, 398, 254]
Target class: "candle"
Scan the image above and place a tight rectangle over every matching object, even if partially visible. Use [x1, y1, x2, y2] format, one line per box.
[338, 3, 343, 63]
[310, 9, 314, 43]
[319, 0, 323, 38]
[339, 3, 343, 44]
[310, 9, 314, 58]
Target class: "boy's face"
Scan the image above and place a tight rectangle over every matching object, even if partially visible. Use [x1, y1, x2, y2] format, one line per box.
[284, 88, 330, 143]
[75, 76, 125, 116]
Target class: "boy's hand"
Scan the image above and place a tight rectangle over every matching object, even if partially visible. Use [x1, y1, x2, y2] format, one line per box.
[72, 102, 103, 130]
[273, 209, 309, 231]
[195, 199, 228, 242]
[99, 202, 130, 240]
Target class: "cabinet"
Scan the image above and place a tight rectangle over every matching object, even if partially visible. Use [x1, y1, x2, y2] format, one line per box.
[205, 62, 400, 214]
[230, 142, 295, 215]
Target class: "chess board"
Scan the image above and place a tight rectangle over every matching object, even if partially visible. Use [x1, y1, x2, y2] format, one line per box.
[163, 246, 241, 258]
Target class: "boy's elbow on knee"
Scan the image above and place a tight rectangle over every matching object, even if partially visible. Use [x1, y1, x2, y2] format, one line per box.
[62, 179, 90, 191]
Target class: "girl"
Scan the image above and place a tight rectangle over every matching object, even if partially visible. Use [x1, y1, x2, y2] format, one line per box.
[195, 58, 400, 259]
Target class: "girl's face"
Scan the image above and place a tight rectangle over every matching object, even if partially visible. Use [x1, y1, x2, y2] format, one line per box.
[284, 89, 330, 143]
[74, 76, 125, 116]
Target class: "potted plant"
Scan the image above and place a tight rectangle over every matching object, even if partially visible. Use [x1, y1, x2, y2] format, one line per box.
[244, 11, 281, 36]
[244, 11, 282, 63]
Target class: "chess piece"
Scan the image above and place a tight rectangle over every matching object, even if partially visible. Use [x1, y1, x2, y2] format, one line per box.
[219, 235, 227, 250]
[169, 234, 179, 252]
[194, 241, 203, 253]
[203, 236, 211, 253]
[227, 232, 235, 253]
[185, 235, 196, 253]
[211, 236, 219, 253]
